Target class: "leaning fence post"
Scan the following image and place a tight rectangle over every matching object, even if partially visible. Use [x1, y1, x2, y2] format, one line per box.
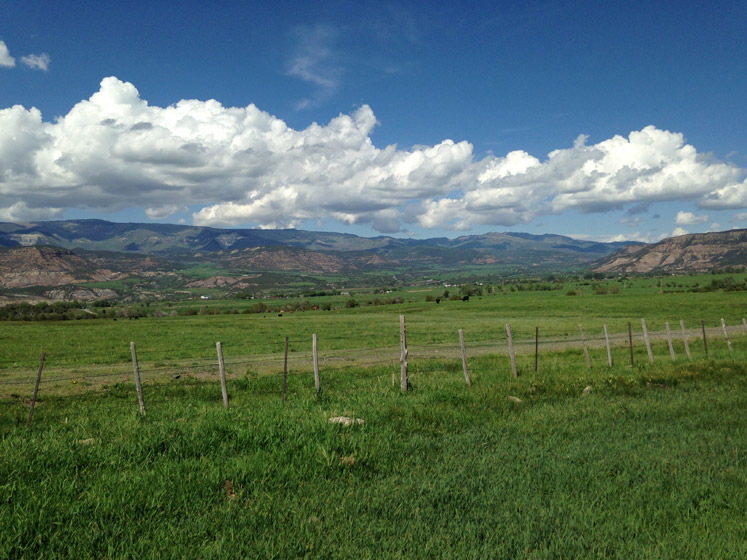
[26, 353, 46, 429]
[216, 342, 229, 408]
[506, 324, 518, 377]
[579, 325, 591, 368]
[312, 333, 321, 396]
[399, 315, 409, 392]
[721, 319, 733, 354]
[680, 320, 692, 360]
[603, 324, 613, 367]
[458, 329, 471, 386]
[701, 320, 709, 358]
[130, 342, 146, 417]
[641, 319, 654, 363]
[665, 322, 676, 361]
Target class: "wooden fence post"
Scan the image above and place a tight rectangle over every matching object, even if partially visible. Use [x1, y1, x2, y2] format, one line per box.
[399, 315, 409, 392]
[282, 337, 289, 403]
[665, 322, 675, 361]
[312, 333, 321, 396]
[26, 353, 46, 429]
[579, 325, 591, 369]
[130, 342, 146, 417]
[534, 327, 539, 373]
[680, 320, 692, 360]
[392, 320, 397, 387]
[216, 342, 229, 408]
[721, 319, 733, 354]
[603, 324, 613, 367]
[742, 318, 747, 336]
[641, 319, 654, 363]
[701, 320, 709, 358]
[506, 324, 518, 378]
[628, 322, 634, 367]
[458, 329, 471, 386]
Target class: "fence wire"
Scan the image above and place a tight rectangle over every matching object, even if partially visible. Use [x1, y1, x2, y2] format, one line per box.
[1, 322, 745, 396]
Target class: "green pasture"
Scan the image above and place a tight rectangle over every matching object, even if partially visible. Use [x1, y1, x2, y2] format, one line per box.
[1, 351, 745, 558]
[1, 273, 745, 373]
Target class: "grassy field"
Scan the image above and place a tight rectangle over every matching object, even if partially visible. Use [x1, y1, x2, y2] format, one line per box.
[1, 273, 746, 558]
[1, 273, 745, 372]
[1, 355, 746, 558]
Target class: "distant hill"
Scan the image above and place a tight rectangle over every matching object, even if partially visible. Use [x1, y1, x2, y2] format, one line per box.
[593, 229, 747, 274]
[0, 246, 127, 288]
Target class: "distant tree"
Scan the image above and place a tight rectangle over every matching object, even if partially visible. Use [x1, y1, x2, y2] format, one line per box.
[249, 301, 270, 313]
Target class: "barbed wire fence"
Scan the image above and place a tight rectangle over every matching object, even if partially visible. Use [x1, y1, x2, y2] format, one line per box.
[2, 317, 746, 419]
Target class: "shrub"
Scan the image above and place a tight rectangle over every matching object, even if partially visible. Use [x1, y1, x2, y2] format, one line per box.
[250, 302, 269, 313]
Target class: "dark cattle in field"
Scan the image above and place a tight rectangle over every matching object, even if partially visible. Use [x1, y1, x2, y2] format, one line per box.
[462, 295, 469, 302]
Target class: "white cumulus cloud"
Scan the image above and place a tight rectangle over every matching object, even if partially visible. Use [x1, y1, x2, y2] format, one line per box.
[0, 40, 15, 67]
[675, 211, 709, 226]
[21, 53, 51, 71]
[145, 204, 186, 220]
[0, 76, 745, 233]
[0, 41, 50, 70]
[0, 201, 62, 221]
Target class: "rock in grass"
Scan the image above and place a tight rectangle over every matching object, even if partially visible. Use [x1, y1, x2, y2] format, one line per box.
[78, 438, 96, 446]
[581, 385, 593, 397]
[329, 416, 364, 426]
[506, 395, 523, 404]
[223, 479, 237, 500]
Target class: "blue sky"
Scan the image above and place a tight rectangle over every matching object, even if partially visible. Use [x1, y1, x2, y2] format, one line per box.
[1, 0, 745, 242]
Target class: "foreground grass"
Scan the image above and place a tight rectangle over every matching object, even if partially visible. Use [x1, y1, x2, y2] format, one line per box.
[2, 354, 745, 559]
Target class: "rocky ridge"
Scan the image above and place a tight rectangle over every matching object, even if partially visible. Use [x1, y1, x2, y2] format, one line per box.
[0, 246, 127, 288]
[594, 229, 747, 274]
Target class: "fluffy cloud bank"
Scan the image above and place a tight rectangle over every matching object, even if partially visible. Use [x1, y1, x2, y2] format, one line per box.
[0, 77, 745, 231]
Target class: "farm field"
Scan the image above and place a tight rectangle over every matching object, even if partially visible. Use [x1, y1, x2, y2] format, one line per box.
[1, 273, 746, 558]
[1, 273, 745, 374]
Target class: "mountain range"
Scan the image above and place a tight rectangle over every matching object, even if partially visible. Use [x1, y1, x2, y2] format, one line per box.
[0, 220, 744, 298]
[0, 219, 634, 261]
